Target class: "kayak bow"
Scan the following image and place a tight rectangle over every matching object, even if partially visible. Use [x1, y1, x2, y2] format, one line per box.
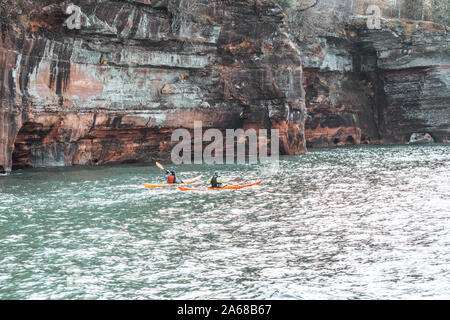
[178, 180, 262, 191]
[144, 175, 202, 189]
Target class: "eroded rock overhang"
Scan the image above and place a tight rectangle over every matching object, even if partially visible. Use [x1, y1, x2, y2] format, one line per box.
[0, 0, 307, 172]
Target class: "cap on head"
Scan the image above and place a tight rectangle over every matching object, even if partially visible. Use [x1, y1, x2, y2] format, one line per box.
[214, 171, 219, 176]
[171, 170, 176, 175]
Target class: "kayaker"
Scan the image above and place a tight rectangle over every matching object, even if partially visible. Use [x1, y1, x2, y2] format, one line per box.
[165, 169, 183, 184]
[206, 171, 228, 188]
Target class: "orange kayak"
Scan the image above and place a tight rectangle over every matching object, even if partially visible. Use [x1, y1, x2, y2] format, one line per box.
[178, 180, 262, 191]
[144, 175, 202, 189]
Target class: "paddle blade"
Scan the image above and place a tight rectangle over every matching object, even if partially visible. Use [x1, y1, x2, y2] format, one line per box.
[155, 162, 165, 171]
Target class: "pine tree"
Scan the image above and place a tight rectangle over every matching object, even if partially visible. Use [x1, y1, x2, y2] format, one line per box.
[431, 0, 449, 27]
[274, 0, 299, 9]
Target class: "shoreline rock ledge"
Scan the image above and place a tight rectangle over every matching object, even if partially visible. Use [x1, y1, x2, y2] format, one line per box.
[0, 0, 306, 173]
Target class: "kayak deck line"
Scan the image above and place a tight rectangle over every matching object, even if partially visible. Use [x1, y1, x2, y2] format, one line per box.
[178, 180, 263, 191]
[144, 175, 202, 189]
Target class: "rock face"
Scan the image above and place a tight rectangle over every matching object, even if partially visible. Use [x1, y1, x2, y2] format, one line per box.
[300, 33, 382, 147]
[1, 0, 449, 173]
[299, 17, 449, 148]
[0, 0, 306, 173]
[359, 20, 450, 144]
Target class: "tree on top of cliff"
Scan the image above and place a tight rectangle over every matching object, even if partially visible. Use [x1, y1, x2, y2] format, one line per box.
[274, 0, 299, 9]
[0, 0, 25, 33]
[168, 0, 197, 32]
[431, 0, 449, 28]
[285, 0, 448, 41]
[274, 0, 319, 10]
[377, 0, 448, 25]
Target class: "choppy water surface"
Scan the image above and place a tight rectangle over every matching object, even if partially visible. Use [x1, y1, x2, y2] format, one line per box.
[0, 144, 449, 299]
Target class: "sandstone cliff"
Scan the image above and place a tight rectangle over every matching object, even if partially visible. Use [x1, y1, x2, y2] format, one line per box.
[0, 0, 306, 173]
[290, 1, 449, 147]
[1, 0, 449, 173]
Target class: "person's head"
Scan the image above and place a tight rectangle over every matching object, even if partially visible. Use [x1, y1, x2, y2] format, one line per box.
[171, 170, 176, 176]
[214, 171, 219, 176]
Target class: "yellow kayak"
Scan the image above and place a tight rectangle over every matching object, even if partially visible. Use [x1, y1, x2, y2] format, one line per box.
[144, 175, 202, 189]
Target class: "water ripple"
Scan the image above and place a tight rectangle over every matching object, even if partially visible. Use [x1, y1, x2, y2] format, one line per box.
[0, 144, 449, 299]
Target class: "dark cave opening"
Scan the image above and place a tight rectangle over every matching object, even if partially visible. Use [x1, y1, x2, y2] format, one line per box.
[346, 136, 355, 143]
[11, 122, 46, 170]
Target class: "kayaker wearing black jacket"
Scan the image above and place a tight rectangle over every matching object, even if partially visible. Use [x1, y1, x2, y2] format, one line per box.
[206, 171, 228, 188]
[165, 170, 182, 184]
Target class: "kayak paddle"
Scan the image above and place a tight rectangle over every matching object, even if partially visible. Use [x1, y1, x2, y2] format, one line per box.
[156, 161, 165, 171]
[156, 161, 185, 183]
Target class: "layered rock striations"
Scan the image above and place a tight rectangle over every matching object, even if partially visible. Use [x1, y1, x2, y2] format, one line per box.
[357, 19, 450, 144]
[298, 15, 449, 148]
[1, 0, 449, 173]
[0, 0, 306, 173]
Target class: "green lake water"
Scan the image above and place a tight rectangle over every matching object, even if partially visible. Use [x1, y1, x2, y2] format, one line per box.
[0, 144, 449, 299]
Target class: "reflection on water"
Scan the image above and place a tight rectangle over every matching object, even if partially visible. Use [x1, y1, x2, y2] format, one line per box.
[0, 144, 449, 299]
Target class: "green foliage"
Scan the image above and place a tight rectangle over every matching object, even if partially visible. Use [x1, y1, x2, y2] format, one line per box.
[401, 0, 423, 20]
[274, 0, 299, 9]
[431, 0, 450, 26]
[383, 0, 448, 24]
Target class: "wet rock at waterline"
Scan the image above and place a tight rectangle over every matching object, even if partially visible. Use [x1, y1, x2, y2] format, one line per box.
[299, 18, 449, 147]
[1, 1, 449, 172]
[0, 0, 306, 172]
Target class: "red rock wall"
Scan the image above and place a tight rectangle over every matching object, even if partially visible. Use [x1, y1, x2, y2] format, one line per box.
[0, 0, 306, 173]
[303, 69, 381, 147]
[298, 17, 449, 148]
[2, 1, 448, 173]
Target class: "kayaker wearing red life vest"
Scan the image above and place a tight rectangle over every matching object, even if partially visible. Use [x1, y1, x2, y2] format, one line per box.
[165, 169, 183, 184]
